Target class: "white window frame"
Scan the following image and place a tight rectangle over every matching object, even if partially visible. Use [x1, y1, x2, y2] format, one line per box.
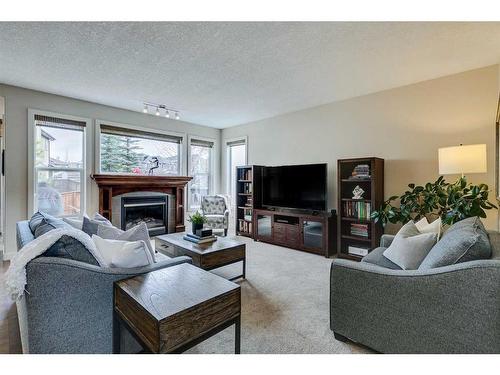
[95, 119, 186, 176]
[225, 136, 248, 205]
[28, 109, 92, 217]
[187, 134, 217, 211]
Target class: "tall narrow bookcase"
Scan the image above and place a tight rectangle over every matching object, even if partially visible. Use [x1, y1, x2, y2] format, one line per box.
[235, 165, 263, 237]
[337, 157, 384, 261]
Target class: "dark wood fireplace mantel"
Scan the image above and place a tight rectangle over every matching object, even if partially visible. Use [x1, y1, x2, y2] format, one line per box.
[91, 174, 192, 233]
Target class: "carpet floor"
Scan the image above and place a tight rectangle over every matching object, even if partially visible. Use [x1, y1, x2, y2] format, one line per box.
[185, 235, 371, 354]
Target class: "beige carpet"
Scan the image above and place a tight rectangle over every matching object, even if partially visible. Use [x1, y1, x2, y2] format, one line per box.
[185, 235, 371, 354]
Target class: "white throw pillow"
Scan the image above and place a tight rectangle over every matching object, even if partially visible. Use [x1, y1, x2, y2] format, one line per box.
[414, 217, 442, 239]
[97, 222, 156, 262]
[92, 235, 154, 268]
[383, 221, 438, 270]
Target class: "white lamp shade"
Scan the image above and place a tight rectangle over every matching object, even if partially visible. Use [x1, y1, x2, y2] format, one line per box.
[438, 144, 487, 175]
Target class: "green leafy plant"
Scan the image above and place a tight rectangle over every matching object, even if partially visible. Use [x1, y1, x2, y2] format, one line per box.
[187, 211, 207, 225]
[371, 176, 497, 226]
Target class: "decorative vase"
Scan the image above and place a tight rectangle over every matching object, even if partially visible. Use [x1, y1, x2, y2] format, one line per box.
[192, 222, 203, 234]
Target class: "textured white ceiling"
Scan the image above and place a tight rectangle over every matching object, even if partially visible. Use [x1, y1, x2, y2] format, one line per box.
[0, 22, 500, 128]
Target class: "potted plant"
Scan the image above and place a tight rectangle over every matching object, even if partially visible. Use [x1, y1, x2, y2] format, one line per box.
[187, 211, 207, 234]
[371, 176, 497, 227]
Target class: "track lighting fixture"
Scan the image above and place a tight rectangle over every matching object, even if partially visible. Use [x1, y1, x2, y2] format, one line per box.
[142, 102, 181, 120]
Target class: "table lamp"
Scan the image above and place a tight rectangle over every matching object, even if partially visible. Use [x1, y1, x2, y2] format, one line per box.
[438, 144, 487, 177]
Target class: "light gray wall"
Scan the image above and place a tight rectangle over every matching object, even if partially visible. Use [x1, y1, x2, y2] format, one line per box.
[3, 65, 499, 257]
[221, 65, 500, 231]
[0, 84, 221, 258]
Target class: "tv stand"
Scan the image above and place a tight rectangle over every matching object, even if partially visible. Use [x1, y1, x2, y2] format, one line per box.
[253, 208, 336, 257]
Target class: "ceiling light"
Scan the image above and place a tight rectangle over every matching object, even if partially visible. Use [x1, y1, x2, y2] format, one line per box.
[142, 102, 180, 120]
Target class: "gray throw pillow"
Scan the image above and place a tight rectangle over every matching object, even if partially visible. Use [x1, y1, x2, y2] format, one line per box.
[362, 246, 402, 270]
[29, 211, 46, 233]
[97, 222, 156, 262]
[29, 211, 60, 234]
[43, 235, 99, 266]
[28, 213, 99, 266]
[418, 217, 491, 270]
[34, 216, 73, 238]
[383, 221, 438, 270]
[82, 214, 113, 236]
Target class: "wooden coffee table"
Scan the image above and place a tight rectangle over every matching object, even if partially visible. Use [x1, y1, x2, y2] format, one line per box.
[113, 263, 241, 354]
[156, 233, 246, 281]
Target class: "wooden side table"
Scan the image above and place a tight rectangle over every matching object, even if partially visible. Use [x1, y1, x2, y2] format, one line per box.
[113, 263, 241, 353]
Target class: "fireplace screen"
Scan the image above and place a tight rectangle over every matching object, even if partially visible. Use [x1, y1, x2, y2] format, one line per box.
[121, 196, 167, 235]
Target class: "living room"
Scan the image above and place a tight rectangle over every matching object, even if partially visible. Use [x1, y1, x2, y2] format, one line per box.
[2, 1, 500, 372]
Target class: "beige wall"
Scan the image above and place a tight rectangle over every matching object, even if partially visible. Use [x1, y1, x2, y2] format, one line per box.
[222, 65, 500, 232]
[0, 84, 221, 258]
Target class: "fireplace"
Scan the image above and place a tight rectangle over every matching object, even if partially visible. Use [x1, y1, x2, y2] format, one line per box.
[91, 174, 192, 233]
[111, 192, 175, 236]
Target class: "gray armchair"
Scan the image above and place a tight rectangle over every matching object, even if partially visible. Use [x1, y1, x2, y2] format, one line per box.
[330, 232, 500, 353]
[16, 220, 192, 353]
[200, 195, 230, 236]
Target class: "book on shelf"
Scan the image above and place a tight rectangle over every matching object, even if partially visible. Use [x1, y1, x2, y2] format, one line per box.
[240, 169, 253, 181]
[183, 235, 217, 244]
[238, 219, 252, 233]
[350, 164, 371, 179]
[244, 214, 252, 221]
[242, 182, 253, 193]
[347, 245, 369, 257]
[343, 201, 371, 220]
[350, 223, 369, 237]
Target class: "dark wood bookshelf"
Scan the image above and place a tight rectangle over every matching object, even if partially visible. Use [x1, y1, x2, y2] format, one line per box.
[341, 234, 371, 243]
[337, 157, 384, 261]
[235, 165, 263, 237]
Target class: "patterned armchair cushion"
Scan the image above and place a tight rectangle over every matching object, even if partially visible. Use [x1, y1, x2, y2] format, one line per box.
[204, 214, 227, 229]
[201, 196, 227, 215]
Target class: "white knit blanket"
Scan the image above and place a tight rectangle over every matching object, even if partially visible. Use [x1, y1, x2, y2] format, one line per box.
[4, 228, 106, 301]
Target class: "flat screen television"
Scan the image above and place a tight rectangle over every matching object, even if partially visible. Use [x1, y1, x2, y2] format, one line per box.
[262, 163, 327, 211]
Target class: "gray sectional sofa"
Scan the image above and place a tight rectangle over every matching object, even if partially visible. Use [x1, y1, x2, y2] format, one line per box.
[16, 220, 192, 354]
[330, 229, 500, 353]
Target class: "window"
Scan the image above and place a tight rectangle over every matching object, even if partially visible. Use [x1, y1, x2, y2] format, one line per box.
[33, 114, 86, 217]
[99, 124, 182, 175]
[189, 138, 214, 209]
[227, 139, 247, 206]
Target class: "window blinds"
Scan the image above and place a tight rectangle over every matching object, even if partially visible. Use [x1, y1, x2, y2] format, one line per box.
[100, 124, 182, 144]
[34, 114, 86, 132]
[226, 139, 246, 147]
[191, 138, 214, 148]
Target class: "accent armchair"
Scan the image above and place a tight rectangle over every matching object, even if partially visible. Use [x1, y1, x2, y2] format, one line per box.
[200, 195, 230, 236]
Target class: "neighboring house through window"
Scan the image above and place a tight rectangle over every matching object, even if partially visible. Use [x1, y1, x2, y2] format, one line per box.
[31, 112, 88, 217]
